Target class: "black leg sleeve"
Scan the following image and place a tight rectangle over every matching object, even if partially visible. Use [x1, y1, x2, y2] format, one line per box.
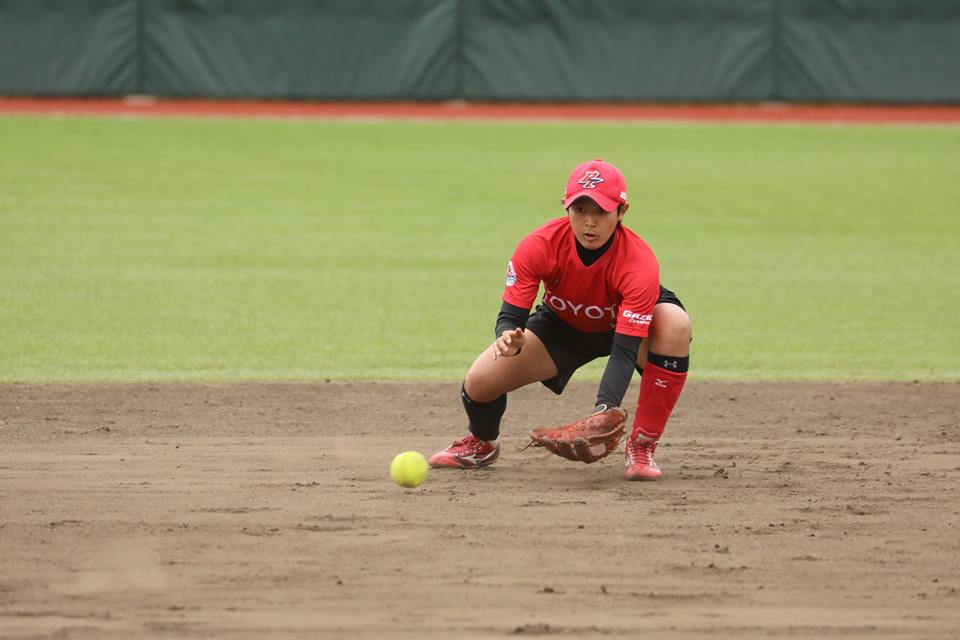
[462, 383, 506, 441]
[647, 351, 690, 373]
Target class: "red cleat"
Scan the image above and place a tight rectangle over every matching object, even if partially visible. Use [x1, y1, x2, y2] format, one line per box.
[624, 437, 662, 481]
[429, 435, 500, 469]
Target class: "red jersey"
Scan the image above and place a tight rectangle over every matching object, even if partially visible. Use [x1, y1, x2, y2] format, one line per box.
[502, 217, 660, 337]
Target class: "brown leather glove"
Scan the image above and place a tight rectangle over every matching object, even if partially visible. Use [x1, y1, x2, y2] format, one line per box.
[527, 406, 627, 464]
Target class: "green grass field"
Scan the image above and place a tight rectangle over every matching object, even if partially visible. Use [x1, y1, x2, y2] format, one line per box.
[1, 115, 958, 382]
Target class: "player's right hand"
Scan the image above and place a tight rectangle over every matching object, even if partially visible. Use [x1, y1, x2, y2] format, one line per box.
[492, 328, 525, 360]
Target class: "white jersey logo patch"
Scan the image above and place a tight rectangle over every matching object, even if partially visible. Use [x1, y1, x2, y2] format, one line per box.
[505, 260, 517, 286]
[621, 309, 652, 326]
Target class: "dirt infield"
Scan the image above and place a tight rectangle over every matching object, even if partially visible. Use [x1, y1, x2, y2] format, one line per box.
[1, 381, 959, 639]
[3, 97, 960, 124]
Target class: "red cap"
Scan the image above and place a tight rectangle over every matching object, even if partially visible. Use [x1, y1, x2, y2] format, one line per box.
[562, 158, 627, 212]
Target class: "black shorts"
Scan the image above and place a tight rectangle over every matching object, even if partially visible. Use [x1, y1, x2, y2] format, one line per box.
[526, 285, 685, 395]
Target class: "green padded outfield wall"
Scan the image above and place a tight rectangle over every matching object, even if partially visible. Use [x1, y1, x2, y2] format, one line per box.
[777, 0, 960, 102]
[143, 0, 457, 99]
[463, 0, 773, 101]
[1, 0, 959, 102]
[0, 0, 139, 95]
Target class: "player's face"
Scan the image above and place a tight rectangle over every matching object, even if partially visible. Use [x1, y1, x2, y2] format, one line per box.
[566, 197, 626, 249]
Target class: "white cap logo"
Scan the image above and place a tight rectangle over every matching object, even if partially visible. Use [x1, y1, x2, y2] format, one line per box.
[578, 170, 604, 189]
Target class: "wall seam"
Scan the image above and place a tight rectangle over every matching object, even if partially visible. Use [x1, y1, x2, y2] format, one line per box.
[454, 0, 465, 99]
[770, 0, 782, 101]
[136, 0, 146, 94]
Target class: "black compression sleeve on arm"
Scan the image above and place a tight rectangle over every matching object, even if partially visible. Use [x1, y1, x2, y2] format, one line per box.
[495, 301, 529, 337]
[596, 333, 642, 408]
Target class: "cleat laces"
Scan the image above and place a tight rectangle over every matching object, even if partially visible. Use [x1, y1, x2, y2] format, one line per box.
[449, 435, 495, 456]
[625, 439, 657, 468]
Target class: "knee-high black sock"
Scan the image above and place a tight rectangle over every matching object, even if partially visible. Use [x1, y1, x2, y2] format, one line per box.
[647, 352, 689, 373]
[635, 352, 690, 376]
[461, 383, 506, 441]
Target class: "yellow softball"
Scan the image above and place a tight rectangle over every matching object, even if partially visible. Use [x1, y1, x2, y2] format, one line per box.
[390, 451, 429, 488]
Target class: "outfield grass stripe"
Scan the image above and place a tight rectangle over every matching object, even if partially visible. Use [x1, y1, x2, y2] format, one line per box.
[1, 116, 958, 382]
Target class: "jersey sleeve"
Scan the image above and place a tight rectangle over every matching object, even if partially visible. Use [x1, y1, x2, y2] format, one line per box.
[501, 232, 547, 310]
[614, 265, 659, 338]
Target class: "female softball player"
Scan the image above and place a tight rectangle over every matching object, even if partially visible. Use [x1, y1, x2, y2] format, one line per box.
[429, 159, 691, 480]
